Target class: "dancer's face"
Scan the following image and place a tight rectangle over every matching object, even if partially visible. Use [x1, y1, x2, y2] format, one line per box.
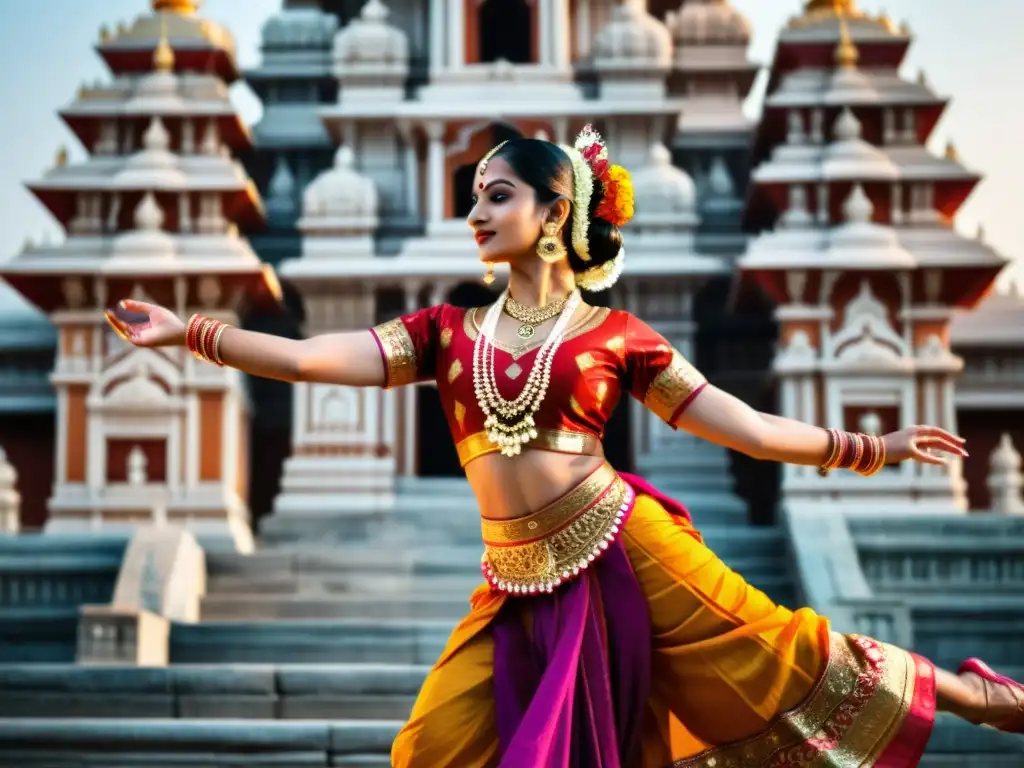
[468, 157, 559, 266]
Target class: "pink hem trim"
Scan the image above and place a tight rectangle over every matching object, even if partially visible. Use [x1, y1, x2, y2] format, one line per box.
[875, 653, 936, 768]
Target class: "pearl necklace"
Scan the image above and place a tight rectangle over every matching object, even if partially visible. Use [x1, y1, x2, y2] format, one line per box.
[473, 288, 582, 457]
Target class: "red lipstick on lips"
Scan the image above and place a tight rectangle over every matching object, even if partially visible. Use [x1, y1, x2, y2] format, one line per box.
[475, 231, 495, 245]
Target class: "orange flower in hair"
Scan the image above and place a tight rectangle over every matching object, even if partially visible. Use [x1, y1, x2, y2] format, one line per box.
[595, 164, 634, 227]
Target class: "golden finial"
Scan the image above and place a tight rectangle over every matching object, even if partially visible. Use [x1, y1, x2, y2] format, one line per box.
[806, 0, 857, 13]
[917, 68, 928, 86]
[153, 15, 175, 72]
[152, 0, 200, 14]
[834, 19, 858, 69]
[877, 10, 895, 32]
[899, 19, 911, 35]
[99, 24, 111, 43]
[945, 140, 958, 162]
[55, 146, 68, 168]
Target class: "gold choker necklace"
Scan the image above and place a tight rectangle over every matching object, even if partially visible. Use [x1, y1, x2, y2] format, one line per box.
[503, 293, 571, 340]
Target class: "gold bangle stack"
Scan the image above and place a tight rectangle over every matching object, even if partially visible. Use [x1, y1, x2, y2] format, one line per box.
[186, 313, 228, 366]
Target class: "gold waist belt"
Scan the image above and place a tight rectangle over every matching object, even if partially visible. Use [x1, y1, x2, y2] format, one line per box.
[456, 428, 603, 468]
[480, 462, 635, 596]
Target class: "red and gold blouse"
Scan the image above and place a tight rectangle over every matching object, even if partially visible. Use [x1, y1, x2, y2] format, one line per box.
[370, 304, 708, 467]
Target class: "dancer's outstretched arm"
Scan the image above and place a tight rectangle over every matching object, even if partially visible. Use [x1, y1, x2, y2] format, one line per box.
[673, 384, 967, 467]
[105, 299, 385, 387]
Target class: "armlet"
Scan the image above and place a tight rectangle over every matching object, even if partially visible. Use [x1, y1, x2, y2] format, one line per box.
[643, 351, 708, 424]
[371, 318, 419, 389]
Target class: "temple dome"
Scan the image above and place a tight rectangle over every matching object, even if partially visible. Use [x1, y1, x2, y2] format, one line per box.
[115, 117, 187, 188]
[302, 146, 378, 221]
[632, 143, 698, 220]
[112, 193, 177, 258]
[593, 0, 672, 66]
[668, 0, 751, 45]
[822, 108, 898, 180]
[334, 0, 409, 69]
[262, 6, 338, 50]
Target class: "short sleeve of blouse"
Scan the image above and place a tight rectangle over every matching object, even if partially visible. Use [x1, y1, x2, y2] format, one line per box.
[623, 313, 708, 426]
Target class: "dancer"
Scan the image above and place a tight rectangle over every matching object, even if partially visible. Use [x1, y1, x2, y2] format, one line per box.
[107, 128, 1023, 767]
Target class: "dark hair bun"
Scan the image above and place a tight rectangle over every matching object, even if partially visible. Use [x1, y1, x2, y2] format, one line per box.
[573, 217, 622, 271]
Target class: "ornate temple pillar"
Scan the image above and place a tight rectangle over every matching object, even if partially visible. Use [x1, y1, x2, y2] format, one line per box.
[429, 0, 446, 74]
[424, 122, 446, 226]
[446, 0, 464, 69]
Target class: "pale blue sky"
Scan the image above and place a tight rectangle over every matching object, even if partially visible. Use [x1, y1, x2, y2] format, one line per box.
[0, 0, 1020, 295]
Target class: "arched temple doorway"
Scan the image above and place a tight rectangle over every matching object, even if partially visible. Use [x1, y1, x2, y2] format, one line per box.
[474, 0, 535, 64]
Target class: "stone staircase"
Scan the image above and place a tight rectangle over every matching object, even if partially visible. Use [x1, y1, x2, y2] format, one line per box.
[5, 474, 1022, 765]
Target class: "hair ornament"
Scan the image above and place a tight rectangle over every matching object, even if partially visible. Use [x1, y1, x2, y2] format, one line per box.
[478, 140, 508, 176]
[574, 248, 626, 293]
[559, 145, 595, 263]
[573, 124, 635, 228]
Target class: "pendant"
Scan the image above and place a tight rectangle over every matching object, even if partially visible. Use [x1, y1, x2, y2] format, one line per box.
[517, 324, 535, 340]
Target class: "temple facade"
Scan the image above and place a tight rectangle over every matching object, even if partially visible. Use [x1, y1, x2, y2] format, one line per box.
[246, 0, 768, 536]
[0, 0, 276, 549]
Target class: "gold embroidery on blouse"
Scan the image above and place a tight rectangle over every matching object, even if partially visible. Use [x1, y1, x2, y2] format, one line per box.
[595, 381, 609, 407]
[670, 634, 920, 768]
[569, 394, 587, 420]
[606, 335, 625, 354]
[575, 352, 597, 372]
[372, 318, 418, 389]
[447, 359, 463, 383]
[454, 400, 466, 431]
[440, 327, 453, 349]
[643, 350, 707, 424]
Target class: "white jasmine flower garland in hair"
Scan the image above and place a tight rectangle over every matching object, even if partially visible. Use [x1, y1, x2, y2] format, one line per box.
[473, 288, 582, 456]
[574, 247, 625, 293]
[559, 145, 594, 263]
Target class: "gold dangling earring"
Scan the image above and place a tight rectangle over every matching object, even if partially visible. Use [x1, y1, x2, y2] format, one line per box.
[536, 222, 566, 264]
[482, 262, 495, 286]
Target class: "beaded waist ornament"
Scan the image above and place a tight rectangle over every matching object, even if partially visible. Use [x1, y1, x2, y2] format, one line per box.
[480, 463, 634, 595]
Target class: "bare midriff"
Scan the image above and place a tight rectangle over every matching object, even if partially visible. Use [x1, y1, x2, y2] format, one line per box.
[464, 450, 608, 520]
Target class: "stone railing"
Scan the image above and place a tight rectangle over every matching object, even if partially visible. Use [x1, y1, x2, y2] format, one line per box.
[77, 526, 206, 667]
[0, 533, 127, 662]
[781, 502, 915, 647]
[784, 437, 1024, 672]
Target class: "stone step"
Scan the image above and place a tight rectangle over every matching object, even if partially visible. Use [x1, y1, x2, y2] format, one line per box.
[0, 663, 426, 722]
[202, 593, 472, 621]
[206, 571, 484, 598]
[0, 718, 398, 766]
[171, 619, 454, 666]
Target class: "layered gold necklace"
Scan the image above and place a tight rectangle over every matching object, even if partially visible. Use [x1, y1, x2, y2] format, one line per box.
[503, 292, 572, 340]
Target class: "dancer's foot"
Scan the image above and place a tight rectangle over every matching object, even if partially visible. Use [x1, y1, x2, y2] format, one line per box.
[957, 658, 1024, 733]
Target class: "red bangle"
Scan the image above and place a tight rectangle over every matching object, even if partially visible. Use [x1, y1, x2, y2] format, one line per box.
[186, 314, 227, 366]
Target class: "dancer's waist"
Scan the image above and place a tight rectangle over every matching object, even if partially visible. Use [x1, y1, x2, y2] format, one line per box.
[480, 462, 633, 596]
[456, 428, 603, 468]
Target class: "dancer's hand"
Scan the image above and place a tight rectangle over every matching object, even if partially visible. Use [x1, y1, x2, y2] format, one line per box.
[883, 425, 967, 466]
[104, 299, 186, 348]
